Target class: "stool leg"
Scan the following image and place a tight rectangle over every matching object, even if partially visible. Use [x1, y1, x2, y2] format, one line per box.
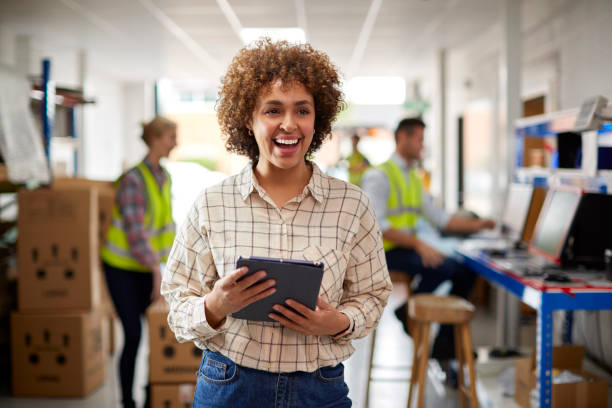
[365, 329, 377, 408]
[407, 321, 422, 408]
[461, 323, 478, 408]
[416, 323, 430, 408]
[454, 325, 467, 408]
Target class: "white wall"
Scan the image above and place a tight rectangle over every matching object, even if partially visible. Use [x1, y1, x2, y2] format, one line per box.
[122, 82, 155, 170]
[82, 73, 124, 180]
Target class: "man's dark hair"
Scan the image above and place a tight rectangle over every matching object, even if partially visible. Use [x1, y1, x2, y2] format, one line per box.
[394, 117, 425, 142]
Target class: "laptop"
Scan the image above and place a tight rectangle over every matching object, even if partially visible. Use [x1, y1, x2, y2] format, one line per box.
[503, 186, 583, 276]
[470, 183, 534, 246]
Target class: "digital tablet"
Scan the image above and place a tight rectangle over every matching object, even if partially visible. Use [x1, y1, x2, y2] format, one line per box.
[231, 256, 324, 322]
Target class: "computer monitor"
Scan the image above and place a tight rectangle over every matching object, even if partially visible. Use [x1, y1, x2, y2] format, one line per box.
[521, 186, 547, 244]
[562, 192, 612, 269]
[501, 183, 533, 239]
[529, 186, 583, 263]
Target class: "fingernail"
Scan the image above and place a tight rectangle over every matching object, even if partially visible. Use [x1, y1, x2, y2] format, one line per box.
[272, 305, 280, 311]
[286, 299, 293, 305]
[268, 314, 274, 319]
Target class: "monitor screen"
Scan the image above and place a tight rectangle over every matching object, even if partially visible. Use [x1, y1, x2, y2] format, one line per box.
[530, 187, 582, 262]
[563, 193, 612, 269]
[502, 183, 533, 236]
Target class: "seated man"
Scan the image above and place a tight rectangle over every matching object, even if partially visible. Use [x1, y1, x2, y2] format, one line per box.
[361, 117, 494, 361]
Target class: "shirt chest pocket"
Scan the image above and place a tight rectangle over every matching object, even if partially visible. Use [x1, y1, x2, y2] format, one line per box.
[302, 245, 348, 306]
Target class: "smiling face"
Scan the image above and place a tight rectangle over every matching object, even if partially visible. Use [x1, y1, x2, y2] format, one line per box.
[249, 80, 315, 172]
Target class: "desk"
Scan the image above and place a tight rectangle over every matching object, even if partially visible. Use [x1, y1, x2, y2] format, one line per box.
[456, 247, 612, 408]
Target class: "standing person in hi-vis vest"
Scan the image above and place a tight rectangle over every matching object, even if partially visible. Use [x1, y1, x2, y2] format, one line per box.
[361, 118, 494, 367]
[347, 133, 370, 186]
[101, 116, 177, 408]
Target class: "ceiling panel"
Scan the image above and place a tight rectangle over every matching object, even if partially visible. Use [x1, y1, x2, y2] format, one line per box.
[0, 0, 501, 81]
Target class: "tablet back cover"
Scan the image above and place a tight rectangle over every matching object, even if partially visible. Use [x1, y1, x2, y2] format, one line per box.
[231, 258, 324, 322]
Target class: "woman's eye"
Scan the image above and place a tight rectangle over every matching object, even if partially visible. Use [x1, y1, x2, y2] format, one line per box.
[298, 109, 310, 115]
[265, 109, 279, 115]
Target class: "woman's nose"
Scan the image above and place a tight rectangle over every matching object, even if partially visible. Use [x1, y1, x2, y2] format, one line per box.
[280, 114, 297, 132]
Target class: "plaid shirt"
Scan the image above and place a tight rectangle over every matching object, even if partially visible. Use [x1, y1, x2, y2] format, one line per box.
[116, 158, 168, 268]
[161, 163, 391, 373]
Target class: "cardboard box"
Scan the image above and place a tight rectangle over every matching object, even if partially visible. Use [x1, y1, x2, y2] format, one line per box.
[52, 179, 117, 317]
[522, 137, 555, 167]
[514, 345, 608, 408]
[17, 188, 100, 311]
[148, 304, 201, 383]
[52, 178, 116, 248]
[11, 309, 106, 397]
[151, 383, 195, 408]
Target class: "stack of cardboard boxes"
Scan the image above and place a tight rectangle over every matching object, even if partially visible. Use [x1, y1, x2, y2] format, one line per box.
[11, 180, 116, 398]
[147, 303, 201, 407]
[52, 178, 118, 355]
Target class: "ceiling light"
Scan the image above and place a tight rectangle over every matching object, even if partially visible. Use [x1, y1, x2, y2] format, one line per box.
[239, 27, 306, 45]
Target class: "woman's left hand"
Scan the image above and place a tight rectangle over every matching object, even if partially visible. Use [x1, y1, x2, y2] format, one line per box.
[269, 297, 350, 336]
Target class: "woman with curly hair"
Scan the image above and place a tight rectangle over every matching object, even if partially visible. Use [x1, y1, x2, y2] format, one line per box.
[161, 39, 391, 407]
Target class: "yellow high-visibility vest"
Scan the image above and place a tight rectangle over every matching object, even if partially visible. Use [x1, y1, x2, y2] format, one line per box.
[379, 160, 422, 251]
[347, 151, 369, 186]
[101, 161, 175, 271]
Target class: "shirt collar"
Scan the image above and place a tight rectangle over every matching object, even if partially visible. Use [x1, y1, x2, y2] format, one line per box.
[391, 152, 418, 170]
[143, 156, 165, 176]
[237, 162, 328, 204]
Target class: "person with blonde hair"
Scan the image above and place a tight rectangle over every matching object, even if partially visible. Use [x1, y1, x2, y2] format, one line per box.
[101, 115, 177, 408]
[162, 39, 391, 407]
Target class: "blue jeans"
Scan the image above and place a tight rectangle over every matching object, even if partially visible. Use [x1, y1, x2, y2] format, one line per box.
[193, 350, 351, 408]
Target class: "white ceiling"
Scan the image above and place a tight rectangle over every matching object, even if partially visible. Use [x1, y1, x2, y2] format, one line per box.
[0, 0, 501, 83]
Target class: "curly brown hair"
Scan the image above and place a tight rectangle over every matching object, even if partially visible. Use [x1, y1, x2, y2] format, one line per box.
[216, 38, 344, 162]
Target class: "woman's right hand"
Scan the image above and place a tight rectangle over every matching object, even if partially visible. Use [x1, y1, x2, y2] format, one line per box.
[204, 267, 276, 329]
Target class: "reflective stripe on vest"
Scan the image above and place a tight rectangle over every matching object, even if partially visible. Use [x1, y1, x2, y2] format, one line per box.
[379, 160, 422, 251]
[101, 162, 175, 272]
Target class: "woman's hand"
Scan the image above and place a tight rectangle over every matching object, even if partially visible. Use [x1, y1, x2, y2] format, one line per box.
[269, 297, 350, 337]
[205, 267, 276, 329]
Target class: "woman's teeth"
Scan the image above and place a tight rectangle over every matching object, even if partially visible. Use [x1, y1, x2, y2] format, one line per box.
[275, 139, 299, 145]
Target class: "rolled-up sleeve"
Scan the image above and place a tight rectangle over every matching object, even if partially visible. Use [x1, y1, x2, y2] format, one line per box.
[360, 168, 392, 232]
[421, 191, 451, 230]
[335, 198, 392, 343]
[161, 199, 234, 342]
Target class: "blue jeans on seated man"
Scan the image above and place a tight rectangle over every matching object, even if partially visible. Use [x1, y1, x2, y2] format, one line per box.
[385, 247, 476, 361]
[193, 349, 352, 408]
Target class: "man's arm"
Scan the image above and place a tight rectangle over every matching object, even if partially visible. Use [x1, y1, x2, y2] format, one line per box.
[382, 228, 444, 268]
[444, 215, 495, 234]
[362, 168, 445, 268]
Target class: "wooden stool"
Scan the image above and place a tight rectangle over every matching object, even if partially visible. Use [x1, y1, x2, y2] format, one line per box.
[365, 271, 412, 408]
[407, 294, 477, 408]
